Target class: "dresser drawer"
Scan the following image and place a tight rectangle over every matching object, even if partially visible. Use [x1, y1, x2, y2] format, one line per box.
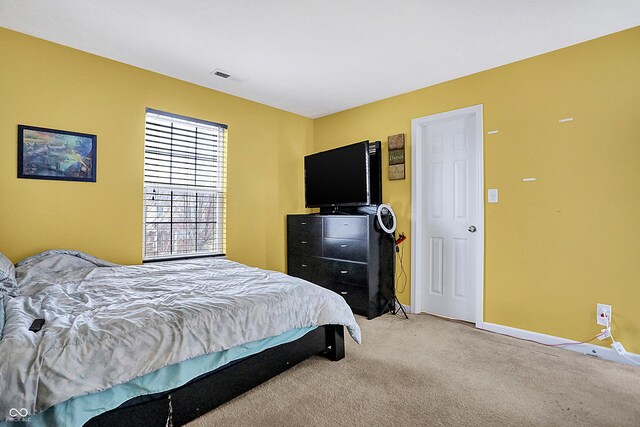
[323, 238, 367, 262]
[322, 259, 368, 286]
[323, 216, 367, 240]
[287, 255, 320, 283]
[287, 235, 321, 257]
[287, 215, 322, 237]
[325, 281, 368, 312]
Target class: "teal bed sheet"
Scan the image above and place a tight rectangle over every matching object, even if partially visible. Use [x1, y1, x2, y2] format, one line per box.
[3, 326, 316, 427]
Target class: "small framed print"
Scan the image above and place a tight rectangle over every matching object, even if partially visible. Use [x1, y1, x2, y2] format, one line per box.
[18, 125, 97, 182]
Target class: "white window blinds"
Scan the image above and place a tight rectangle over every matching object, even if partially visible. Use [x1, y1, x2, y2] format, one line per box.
[143, 108, 227, 260]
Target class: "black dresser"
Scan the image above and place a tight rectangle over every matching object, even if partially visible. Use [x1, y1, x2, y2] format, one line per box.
[287, 213, 394, 319]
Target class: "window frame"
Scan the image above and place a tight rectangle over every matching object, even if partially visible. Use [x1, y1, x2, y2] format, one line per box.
[142, 108, 227, 262]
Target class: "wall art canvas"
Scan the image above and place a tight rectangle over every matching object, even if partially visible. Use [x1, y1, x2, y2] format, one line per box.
[388, 133, 405, 180]
[18, 125, 97, 182]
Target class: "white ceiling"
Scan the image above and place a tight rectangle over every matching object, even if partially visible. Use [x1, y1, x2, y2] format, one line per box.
[1, 1, 639, 118]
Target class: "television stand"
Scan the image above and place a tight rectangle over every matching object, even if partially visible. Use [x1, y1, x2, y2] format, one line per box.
[319, 206, 379, 216]
[321, 207, 351, 215]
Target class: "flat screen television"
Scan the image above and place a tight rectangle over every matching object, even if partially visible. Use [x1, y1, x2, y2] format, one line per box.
[304, 141, 371, 208]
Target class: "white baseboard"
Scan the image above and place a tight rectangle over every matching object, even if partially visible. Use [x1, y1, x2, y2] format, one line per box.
[482, 322, 640, 367]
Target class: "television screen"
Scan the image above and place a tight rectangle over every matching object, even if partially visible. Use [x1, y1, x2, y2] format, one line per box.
[304, 141, 370, 208]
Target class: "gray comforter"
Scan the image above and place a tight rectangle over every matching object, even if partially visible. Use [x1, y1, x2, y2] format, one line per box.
[0, 250, 361, 420]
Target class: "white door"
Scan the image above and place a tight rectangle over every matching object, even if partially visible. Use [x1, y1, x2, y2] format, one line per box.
[411, 105, 483, 324]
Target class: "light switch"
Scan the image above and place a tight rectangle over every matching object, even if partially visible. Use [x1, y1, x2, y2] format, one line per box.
[488, 189, 498, 203]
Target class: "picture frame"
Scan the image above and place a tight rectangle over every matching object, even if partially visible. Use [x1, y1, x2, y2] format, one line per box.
[17, 125, 97, 182]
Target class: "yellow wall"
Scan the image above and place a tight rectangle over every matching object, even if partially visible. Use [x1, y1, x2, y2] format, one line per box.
[0, 28, 313, 271]
[314, 27, 640, 351]
[2, 25, 640, 352]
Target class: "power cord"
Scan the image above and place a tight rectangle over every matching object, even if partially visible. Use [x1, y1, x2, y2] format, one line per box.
[395, 240, 408, 294]
[609, 330, 640, 366]
[386, 230, 408, 319]
[482, 329, 601, 348]
[601, 314, 640, 367]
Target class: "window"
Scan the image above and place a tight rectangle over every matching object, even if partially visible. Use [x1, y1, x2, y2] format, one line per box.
[143, 108, 227, 261]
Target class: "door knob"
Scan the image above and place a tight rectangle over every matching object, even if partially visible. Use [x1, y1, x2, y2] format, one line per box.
[468, 225, 477, 233]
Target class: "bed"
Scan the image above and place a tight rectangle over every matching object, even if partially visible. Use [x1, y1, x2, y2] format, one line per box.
[0, 250, 361, 426]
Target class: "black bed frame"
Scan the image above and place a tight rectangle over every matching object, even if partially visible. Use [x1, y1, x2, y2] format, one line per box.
[85, 325, 345, 427]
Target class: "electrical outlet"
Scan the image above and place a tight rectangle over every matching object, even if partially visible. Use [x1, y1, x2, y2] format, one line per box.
[596, 303, 612, 326]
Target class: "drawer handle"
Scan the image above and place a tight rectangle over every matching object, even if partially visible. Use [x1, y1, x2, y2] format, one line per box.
[342, 223, 348, 226]
[301, 241, 308, 244]
[340, 270, 348, 274]
[340, 291, 348, 295]
[340, 244, 348, 248]
[301, 264, 307, 267]
[301, 222, 307, 225]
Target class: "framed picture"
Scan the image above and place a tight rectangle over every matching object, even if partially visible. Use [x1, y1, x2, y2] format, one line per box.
[17, 125, 97, 182]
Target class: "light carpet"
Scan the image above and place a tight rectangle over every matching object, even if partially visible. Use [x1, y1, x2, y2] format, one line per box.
[187, 314, 640, 426]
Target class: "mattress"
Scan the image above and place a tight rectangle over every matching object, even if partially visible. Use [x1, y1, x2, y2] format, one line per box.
[0, 250, 361, 422]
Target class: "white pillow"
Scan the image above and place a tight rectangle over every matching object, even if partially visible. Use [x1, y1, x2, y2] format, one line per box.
[0, 252, 17, 296]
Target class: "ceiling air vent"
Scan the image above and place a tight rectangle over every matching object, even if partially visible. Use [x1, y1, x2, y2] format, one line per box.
[212, 70, 231, 79]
